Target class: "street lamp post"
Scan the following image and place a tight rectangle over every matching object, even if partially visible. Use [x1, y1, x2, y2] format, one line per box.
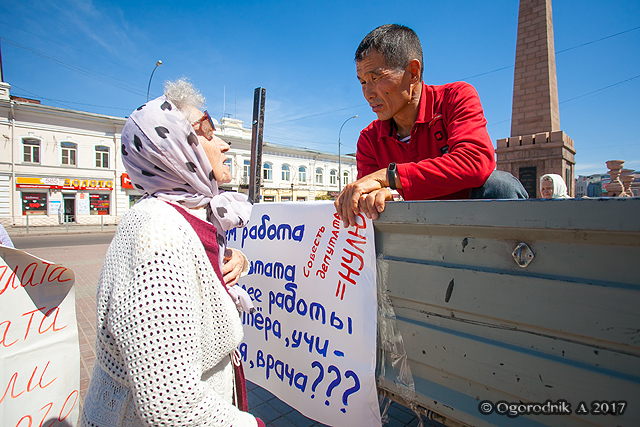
[146, 60, 163, 102]
[338, 115, 358, 192]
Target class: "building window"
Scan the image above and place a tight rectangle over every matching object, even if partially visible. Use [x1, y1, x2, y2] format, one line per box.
[316, 168, 323, 184]
[61, 142, 77, 166]
[330, 169, 337, 185]
[343, 171, 349, 186]
[90, 194, 110, 215]
[241, 160, 251, 185]
[263, 163, 273, 181]
[298, 166, 307, 183]
[243, 160, 250, 178]
[224, 159, 233, 177]
[95, 145, 110, 168]
[263, 195, 275, 202]
[282, 164, 291, 181]
[23, 138, 41, 163]
[22, 192, 47, 215]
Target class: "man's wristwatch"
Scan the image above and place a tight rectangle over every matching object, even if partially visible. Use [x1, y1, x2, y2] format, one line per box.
[387, 163, 398, 190]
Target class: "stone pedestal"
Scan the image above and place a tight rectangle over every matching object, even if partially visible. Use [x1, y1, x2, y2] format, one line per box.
[496, 131, 575, 198]
[620, 169, 635, 197]
[605, 160, 625, 197]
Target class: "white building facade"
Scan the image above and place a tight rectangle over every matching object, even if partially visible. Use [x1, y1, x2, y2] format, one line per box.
[0, 82, 356, 227]
[217, 117, 356, 202]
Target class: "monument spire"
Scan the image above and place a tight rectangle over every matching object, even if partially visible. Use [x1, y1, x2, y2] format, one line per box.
[496, 0, 576, 198]
[511, 0, 560, 136]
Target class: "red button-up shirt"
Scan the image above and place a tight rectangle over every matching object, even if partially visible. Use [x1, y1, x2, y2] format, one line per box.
[356, 81, 495, 200]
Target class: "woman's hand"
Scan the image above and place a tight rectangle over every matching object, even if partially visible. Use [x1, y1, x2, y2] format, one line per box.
[222, 248, 246, 286]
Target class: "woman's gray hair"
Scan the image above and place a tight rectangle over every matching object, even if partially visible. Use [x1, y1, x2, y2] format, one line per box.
[163, 78, 205, 123]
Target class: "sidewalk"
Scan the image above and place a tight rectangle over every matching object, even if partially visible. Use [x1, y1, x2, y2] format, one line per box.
[7, 223, 118, 236]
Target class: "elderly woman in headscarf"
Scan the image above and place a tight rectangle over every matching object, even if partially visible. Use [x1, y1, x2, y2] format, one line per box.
[81, 79, 265, 427]
[540, 173, 571, 199]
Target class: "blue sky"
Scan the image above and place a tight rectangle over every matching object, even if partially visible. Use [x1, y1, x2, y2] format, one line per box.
[1, 0, 638, 176]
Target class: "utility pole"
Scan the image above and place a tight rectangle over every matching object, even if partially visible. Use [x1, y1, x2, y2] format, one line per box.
[249, 87, 266, 203]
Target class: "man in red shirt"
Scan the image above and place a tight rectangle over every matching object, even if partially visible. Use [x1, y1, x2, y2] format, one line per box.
[335, 24, 527, 227]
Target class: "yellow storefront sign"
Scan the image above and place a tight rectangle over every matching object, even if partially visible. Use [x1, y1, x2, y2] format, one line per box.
[16, 177, 114, 190]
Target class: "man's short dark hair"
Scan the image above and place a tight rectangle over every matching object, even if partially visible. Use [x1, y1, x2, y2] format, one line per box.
[355, 24, 424, 81]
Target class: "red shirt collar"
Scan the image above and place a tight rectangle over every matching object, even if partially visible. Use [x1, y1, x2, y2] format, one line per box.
[416, 82, 433, 124]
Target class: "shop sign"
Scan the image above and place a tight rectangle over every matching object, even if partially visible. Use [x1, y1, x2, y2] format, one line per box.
[22, 193, 48, 215]
[16, 177, 113, 191]
[121, 173, 135, 189]
[90, 194, 110, 215]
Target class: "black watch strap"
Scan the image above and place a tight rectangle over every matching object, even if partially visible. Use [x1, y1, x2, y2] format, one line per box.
[387, 163, 397, 190]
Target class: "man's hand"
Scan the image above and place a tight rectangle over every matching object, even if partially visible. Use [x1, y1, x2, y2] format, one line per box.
[358, 187, 393, 221]
[334, 168, 390, 227]
[222, 248, 245, 286]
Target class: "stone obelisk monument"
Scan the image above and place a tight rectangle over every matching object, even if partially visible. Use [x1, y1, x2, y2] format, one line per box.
[496, 0, 576, 198]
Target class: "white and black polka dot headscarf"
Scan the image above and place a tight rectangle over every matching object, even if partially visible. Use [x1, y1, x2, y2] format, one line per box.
[121, 95, 252, 235]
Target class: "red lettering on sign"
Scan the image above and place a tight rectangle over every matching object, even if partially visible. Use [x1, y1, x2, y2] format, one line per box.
[335, 213, 367, 300]
[20, 263, 41, 288]
[0, 262, 70, 297]
[0, 361, 57, 405]
[0, 320, 19, 348]
[304, 226, 325, 278]
[0, 372, 25, 403]
[47, 267, 71, 283]
[21, 307, 67, 341]
[38, 307, 68, 334]
[0, 266, 18, 295]
[11, 389, 78, 427]
[0, 306, 69, 348]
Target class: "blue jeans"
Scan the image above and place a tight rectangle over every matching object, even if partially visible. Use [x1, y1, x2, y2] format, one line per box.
[469, 170, 529, 199]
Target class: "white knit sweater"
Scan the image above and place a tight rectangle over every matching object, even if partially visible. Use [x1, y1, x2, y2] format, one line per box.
[81, 198, 257, 427]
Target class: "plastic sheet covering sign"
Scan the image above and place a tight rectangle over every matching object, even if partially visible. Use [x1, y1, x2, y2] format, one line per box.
[226, 202, 381, 426]
[0, 246, 80, 426]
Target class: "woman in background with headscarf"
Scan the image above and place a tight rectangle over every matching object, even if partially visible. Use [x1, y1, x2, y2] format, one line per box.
[81, 79, 264, 427]
[540, 173, 571, 199]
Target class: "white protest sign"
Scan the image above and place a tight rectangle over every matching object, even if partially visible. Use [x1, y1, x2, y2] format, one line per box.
[227, 202, 381, 427]
[0, 246, 80, 426]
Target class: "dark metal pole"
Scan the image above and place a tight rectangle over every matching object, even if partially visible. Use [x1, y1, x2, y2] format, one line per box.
[249, 87, 266, 203]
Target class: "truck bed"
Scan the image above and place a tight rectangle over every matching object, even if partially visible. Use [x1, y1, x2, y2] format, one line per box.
[374, 198, 640, 427]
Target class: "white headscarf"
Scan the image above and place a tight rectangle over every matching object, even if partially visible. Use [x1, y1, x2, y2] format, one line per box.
[121, 95, 252, 236]
[540, 174, 571, 199]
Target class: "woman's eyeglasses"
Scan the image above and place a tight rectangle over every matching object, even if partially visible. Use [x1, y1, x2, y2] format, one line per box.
[192, 110, 216, 140]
